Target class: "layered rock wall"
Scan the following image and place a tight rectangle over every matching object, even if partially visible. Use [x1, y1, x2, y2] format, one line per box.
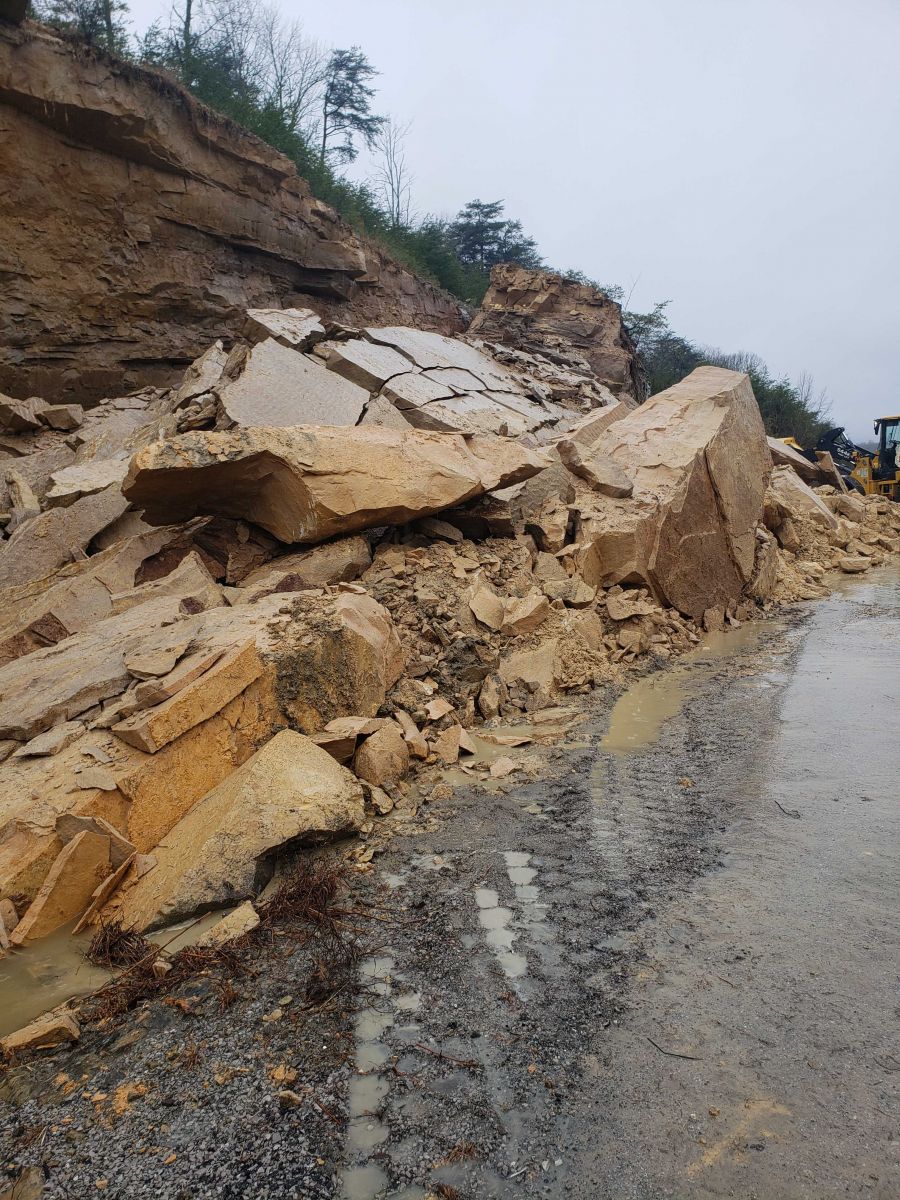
[468, 264, 645, 401]
[0, 23, 463, 403]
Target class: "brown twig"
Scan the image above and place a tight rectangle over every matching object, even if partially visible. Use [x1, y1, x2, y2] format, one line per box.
[646, 1036, 702, 1061]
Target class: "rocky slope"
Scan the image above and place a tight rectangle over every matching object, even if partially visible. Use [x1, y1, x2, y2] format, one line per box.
[0, 21, 464, 404]
[1, 288, 897, 1006]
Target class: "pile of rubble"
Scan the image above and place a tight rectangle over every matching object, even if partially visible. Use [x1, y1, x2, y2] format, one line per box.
[1, 284, 898, 1051]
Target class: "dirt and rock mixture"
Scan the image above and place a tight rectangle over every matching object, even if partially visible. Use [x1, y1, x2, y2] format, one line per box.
[0, 607, 812, 1199]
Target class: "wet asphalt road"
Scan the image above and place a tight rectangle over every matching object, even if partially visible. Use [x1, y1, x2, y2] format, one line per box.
[344, 564, 899, 1200]
[2, 566, 897, 1200]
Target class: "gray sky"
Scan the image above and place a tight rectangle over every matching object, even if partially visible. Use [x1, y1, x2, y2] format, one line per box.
[127, 0, 900, 439]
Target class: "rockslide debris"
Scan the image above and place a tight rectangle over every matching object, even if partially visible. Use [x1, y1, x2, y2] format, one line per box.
[0, 274, 898, 1035]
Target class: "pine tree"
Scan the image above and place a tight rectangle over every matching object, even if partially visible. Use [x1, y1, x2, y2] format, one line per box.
[319, 47, 385, 166]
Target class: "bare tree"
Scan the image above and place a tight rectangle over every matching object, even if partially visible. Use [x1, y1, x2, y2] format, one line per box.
[373, 117, 413, 228]
[256, 5, 326, 137]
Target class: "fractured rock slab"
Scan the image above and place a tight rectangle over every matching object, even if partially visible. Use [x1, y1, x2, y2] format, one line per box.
[316, 339, 412, 391]
[124, 426, 548, 544]
[11, 830, 111, 943]
[1, 1010, 80, 1057]
[45, 458, 129, 508]
[557, 438, 633, 497]
[216, 338, 368, 428]
[115, 730, 365, 930]
[237, 536, 371, 597]
[0, 483, 128, 590]
[244, 308, 326, 350]
[113, 641, 262, 753]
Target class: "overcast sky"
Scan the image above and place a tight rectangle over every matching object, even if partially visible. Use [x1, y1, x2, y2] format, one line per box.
[127, 0, 900, 439]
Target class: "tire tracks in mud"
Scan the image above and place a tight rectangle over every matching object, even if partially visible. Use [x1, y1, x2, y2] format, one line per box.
[338, 617, 805, 1198]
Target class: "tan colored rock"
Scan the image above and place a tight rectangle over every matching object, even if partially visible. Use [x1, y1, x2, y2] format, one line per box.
[1, 1009, 80, 1057]
[814, 450, 847, 492]
[72, 852, 136, 933]
[244, 308, 326, 350]
[216, 338, 369, 429]
[0, 393, 46, 433]
[0, 483, 128, 590]
[5, 468, 40, 531]
[130, 648, 223, 707]
[365, 327, 523, 393]
[115, 730, 364, 929]
[499, 641, 560, 692]
[56, 813, 135, 869]
[477, 675, 503, 719]
[124, 425, 548, 544]
[565, 403, 628, 446]
[358, 393, 415, 430]
[469, 581, 505, 631]
[527, 494, 569, 553]
[39, 403, 84, 431]
[381, 371, 454, 410]
[468, 264, 642, 399]
[425, 697, 454, 721]
[394, 710, 429, 758]
[576, 367, 771, 620]
[432, 723, 462, 764]
[839, 556, 871, 573]
[174, 341, 228, 408]
[0, 898, 18, 934]
[831, 492, 866, 524]
[13, 721, 84, 758]
[45, 458, 129, 508]
[317, 338, 412, 391]
[767, 436, 822, 484]
[765, 466, 838, 531]
[310, 730, 357, 763]
[353, 721, 410, 787]
[0, 596, 196, 740]
[196, 900, 260, 946]
[237, 536, 371, 596]
[500, 592, 550, 635]
[11, 831, 111, 943]
[0, 524, 197, 667]
[606, 591, 659, 621]
[557, 438, 633, 497]
[109, 551, 224, 616]
[113, 641, 263, 754]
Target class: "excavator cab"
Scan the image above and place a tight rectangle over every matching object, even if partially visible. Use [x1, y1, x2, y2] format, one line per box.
[852, 417, 900, 499]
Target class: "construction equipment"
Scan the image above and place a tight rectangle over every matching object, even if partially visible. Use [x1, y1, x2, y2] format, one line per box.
[780, 420, 900, 500]
[848, 417, 900, 500]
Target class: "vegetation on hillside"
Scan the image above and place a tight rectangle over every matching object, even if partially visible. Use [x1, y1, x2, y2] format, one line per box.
[28, 0, 831, 441]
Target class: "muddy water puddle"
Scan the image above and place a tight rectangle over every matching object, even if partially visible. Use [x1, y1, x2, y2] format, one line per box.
[600, 617, 792, 755]
[0, 907, 236, 1038]
[0, 925, 111, 1038]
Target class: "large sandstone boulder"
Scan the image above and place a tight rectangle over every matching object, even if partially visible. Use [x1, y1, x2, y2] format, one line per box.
[767, 436, 823, 485]
[764, 465, 839, 531]
[123, 425, 548, 543]
[114, 730, 365, 930]
[576, 366, 771, 619]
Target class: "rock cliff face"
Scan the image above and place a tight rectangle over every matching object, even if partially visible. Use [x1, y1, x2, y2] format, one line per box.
[468, 264, 645, 401]
[0, 22, 463, 403]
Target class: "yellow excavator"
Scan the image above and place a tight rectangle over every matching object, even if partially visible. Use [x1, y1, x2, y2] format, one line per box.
[848, 416, 900, 500]
[782, 417, 900, 501]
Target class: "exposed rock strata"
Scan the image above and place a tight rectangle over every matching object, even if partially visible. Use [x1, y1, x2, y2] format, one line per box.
[468, 264, 644, 401]
[0, 23, 463, 403]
